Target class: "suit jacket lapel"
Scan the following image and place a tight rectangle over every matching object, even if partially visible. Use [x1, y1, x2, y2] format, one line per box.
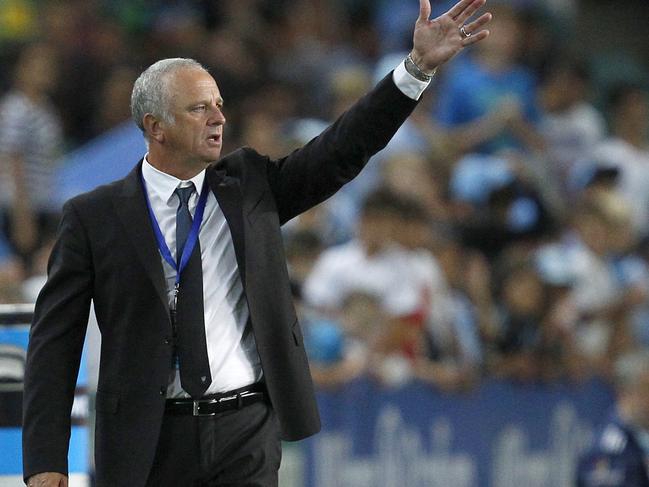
[111, 162, 247, 313]
[113, 162, 169, 312]
[207, 167, 247, 288]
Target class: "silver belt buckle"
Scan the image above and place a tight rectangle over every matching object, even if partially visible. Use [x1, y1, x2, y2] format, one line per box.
[192, 398, 219, 417]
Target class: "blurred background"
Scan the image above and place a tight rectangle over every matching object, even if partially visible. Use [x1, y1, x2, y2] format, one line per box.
[0, 0, 648, 486]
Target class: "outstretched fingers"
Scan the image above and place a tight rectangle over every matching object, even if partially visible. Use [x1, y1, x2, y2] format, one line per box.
[463, 12, 492, 37]
[447, 0, 475, 20]
[462, 27, 490, 46]
[454, 0, 487, 25]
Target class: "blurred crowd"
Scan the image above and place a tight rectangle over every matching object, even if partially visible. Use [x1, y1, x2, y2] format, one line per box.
[1, 0, 648, 391]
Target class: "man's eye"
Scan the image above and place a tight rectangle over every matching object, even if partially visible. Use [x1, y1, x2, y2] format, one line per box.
[193, 105, 206, 112]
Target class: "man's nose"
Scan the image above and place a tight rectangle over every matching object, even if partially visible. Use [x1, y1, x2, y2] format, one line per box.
[208, 106, 226, 125]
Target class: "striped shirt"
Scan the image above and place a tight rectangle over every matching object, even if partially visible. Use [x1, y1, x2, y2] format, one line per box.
[0, 90, 62, 210]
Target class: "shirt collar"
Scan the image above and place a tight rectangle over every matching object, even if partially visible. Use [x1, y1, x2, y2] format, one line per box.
[142, 155, 206, 205]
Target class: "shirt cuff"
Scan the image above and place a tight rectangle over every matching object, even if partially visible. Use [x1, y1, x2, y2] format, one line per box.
[392, 59, 431, 101]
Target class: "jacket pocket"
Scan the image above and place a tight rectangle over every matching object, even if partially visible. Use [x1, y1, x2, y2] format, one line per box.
[95, 389, 120, 414]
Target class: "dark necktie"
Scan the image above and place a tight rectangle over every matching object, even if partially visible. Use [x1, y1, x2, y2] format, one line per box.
[174, 184, 212, 398]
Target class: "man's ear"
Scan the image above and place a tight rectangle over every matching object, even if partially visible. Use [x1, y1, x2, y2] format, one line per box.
[143, 113, 165, 143]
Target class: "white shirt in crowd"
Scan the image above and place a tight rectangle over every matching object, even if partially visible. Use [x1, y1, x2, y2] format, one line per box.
[303, 240, 445, 318]
[539, 102, 606, 175]
[590, 138, 649, 236]
[0, 91, 62, 211]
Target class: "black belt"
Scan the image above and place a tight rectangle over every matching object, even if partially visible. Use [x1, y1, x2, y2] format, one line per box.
[165, 382, 267, 417]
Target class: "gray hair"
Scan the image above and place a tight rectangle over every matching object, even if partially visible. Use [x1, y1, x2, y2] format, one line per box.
[614, 350, 649, 390]
[130, 58, 206, 134]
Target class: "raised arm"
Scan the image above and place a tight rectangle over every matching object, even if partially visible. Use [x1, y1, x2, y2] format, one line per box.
[267, 0, 492, 223]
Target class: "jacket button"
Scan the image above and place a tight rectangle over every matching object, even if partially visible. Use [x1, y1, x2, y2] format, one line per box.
[159, 386, 167, 395]
[164, 337, 171, 345]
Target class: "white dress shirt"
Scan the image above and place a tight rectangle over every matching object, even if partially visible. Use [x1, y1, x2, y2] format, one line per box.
[140, 61, 429, 397]
[393, 59, 431, 100]
[142, 159, 262, 397]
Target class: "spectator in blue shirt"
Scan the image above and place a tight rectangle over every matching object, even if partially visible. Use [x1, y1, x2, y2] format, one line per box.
[434, 4, 543, 155]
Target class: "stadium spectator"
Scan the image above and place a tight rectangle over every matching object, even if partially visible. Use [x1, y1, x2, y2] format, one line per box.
[601, 195, 649, 351]
[489, 253, 580, 382]
[577, 351, 649, 486]
[302, 293, 379, 389]
[382, 151, 452, 223]
[304, 189, 445, 321]
[304, 188, 476, 390]
[433, 4, 544, 155]
[544, 192, 637, 377]
[0, 42, 63, 274]
[432, 228, 496, 361]
[450, 153, 556, 261]
[538, 58, 607, 194]
[93, 66, 139, 134]
[589, 83, 649, 237]
[412, 236, 489, 391]
[44, 3, 130, 145]
[200, 31, 265, 121]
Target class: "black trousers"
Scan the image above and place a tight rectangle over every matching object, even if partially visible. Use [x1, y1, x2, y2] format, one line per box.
[145, 401, 282, 486]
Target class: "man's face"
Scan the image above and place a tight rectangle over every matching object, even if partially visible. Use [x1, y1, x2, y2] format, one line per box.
[161, 68, 226, 166]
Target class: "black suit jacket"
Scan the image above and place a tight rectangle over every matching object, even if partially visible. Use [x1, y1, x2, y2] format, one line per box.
[22, 73, 418, 486]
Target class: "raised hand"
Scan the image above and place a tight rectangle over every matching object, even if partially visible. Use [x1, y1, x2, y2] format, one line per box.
[411, 0, 492, 73]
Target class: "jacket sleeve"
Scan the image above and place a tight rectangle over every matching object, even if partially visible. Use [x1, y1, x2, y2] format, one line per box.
[265, 71, 420, 225]
[22, 199, 94, 480]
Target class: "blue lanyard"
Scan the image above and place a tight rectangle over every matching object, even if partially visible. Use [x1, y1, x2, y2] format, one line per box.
[140, 171, 209, 286]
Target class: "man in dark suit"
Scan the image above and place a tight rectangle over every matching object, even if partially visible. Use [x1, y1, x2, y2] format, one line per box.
[22, 1, 491, 485]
